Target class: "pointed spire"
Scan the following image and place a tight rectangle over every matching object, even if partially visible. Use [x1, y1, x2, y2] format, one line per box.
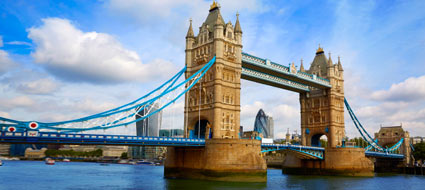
[210, 0, 220, 12]
[300, 58, 305, 72]
[235, 12, 242, 33]
[316, 44, 324, 54]
[328, 51, 333, 66]
[186, 18, 194, 38]
[337, 56, 344, 71]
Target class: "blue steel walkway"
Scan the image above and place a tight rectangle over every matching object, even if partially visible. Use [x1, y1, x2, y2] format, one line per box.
[0, 131, 404, 159]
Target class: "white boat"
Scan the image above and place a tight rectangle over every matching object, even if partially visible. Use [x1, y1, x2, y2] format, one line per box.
[45, 158, 55, 165]
[0, 160, 3, 166]
[63, 158, 70, 162]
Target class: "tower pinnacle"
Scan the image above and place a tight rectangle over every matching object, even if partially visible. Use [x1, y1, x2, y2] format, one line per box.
[235, 11, 242, 33]
[316, 44, 324, 54]
[337, 56, 344, 71]
[210, 0, 220, 11]
[328, 51, 333, 66]
[186, 18, 194, 38]
[300, 58, 305, 72]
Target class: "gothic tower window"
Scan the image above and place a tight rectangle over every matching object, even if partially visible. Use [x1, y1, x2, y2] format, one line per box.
[228, 32, 232, 39]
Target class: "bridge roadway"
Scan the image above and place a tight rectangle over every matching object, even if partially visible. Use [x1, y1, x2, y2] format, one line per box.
[0, 131, 404, 159]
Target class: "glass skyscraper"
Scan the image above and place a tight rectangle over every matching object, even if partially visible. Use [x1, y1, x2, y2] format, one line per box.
[253, 109, 274, 139]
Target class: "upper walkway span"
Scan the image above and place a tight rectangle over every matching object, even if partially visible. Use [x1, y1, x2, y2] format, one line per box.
[241, 52, 332, 92]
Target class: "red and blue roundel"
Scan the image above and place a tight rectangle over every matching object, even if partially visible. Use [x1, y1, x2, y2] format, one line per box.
[7, 126, 16, 132]
[28, 122, 39, 129]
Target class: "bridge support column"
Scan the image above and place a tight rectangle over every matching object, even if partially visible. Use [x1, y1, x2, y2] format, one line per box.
[282, 147, 374, 176]
[164, 139, 267, 182]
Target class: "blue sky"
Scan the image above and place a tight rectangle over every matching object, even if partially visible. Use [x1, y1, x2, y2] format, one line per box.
[1, 0, 425, 138]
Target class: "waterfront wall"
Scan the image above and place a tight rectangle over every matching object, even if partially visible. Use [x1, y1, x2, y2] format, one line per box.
[164, 139, 267, 182]
[282, 147, 374, 177]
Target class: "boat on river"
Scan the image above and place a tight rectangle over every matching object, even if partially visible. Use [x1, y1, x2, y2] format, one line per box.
[0, 160, 3, 166]
[45, 158, 55, 165]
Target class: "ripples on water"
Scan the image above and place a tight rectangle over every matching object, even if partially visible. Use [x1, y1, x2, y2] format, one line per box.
[0, 161, 424, 190]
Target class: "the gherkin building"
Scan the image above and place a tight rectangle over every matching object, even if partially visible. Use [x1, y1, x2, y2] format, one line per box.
[254, 109, 274, 139]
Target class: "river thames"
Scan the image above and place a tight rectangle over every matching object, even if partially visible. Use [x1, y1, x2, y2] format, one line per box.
[0, 160, 424, 190]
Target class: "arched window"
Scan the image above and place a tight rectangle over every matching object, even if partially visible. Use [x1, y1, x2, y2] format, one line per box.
[228, 32, 232, 39]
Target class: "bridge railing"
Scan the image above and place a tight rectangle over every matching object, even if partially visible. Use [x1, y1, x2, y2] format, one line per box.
[0, 131, 206, 144]
[260, 143, 325, 151]
[241, 52, 331, 87]
[242, 68, 310, 91]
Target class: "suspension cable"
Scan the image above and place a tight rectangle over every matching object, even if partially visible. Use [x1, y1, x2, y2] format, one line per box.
[36, 57, 216, 132]
[198, 79, 201, 139]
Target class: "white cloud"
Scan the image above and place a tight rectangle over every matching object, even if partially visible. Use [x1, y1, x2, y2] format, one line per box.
[0, 111, 11, 118]
[0, 50, 15, 75]
[0, 96, 35, 109]
[6, 41, 32, 46]
[271, 104, 299, 119]
[371, 75, 425, 102]
[72, 99, 117, 114]
[241, 101, 265, 119]
[16, 78, 60, 95]
[28, 18, 177, 84]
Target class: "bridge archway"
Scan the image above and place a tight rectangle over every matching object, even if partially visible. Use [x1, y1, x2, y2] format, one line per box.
[311, 134, 328, 147]
[188, 118, 211, 139]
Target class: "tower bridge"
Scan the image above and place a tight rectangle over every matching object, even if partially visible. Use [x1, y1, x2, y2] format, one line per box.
[0, 1, 410, 182]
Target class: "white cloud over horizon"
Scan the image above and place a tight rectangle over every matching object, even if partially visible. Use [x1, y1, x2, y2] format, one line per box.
[28, 18, 177, 84]
[16, 78, 60, 95]
[371, 75, 425, 102]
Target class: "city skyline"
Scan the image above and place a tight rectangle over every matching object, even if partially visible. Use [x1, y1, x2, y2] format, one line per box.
[0, 0, 425, 138]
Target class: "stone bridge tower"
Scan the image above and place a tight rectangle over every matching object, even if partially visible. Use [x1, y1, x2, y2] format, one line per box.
[300, 46, 345, 147]
[184, 2, 242, 139]
[165, 2, 266, 182]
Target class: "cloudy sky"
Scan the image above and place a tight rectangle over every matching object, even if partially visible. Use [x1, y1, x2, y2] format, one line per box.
[1, 0, 425, 138]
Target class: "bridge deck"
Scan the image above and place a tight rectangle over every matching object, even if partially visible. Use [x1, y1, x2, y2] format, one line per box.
[0, 131, 205, 147]
[0, 131, 403, 159]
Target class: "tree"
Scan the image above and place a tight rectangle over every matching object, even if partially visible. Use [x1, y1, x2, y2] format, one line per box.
[413, 143, 425, 162]
[120, 152, 128, 159]
[320, 139, 328, 147]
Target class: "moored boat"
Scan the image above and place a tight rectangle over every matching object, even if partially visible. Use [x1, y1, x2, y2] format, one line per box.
[45, 158, 55, 165]
[137, 160, 154, 165]
[63, 158, 70, 162]
[0, 160, 3, 166]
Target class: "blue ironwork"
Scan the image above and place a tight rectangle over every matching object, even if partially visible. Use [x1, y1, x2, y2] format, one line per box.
[241, 67, 310, 92]
[345, 98, 405, 154]
[0, 57, 216, 133]
[0, 129, 403, 159]
[0, 131, 205, 147]
[241, 52, 331, 88]
[261, 143, 324, 159]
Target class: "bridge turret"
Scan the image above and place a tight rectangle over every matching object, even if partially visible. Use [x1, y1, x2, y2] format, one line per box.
[327, 52, 335, 78]
[185, 19, 195, 68]
[300, 58, 305, 72]
[184, 1, 242, 139]
[234, 12, 242, 44]
[300, 46, 345, 148]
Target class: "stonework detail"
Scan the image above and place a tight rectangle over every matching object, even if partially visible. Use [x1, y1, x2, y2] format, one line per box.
[374, 125, 412, 165]
[184, 3, 242, 139]
[300, 47, 345, 147]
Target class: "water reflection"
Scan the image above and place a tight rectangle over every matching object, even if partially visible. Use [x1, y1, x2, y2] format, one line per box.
[0, 161, 424, 190]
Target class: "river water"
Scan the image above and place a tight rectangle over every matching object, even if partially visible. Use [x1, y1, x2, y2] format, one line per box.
[0, 160, 424, 190]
